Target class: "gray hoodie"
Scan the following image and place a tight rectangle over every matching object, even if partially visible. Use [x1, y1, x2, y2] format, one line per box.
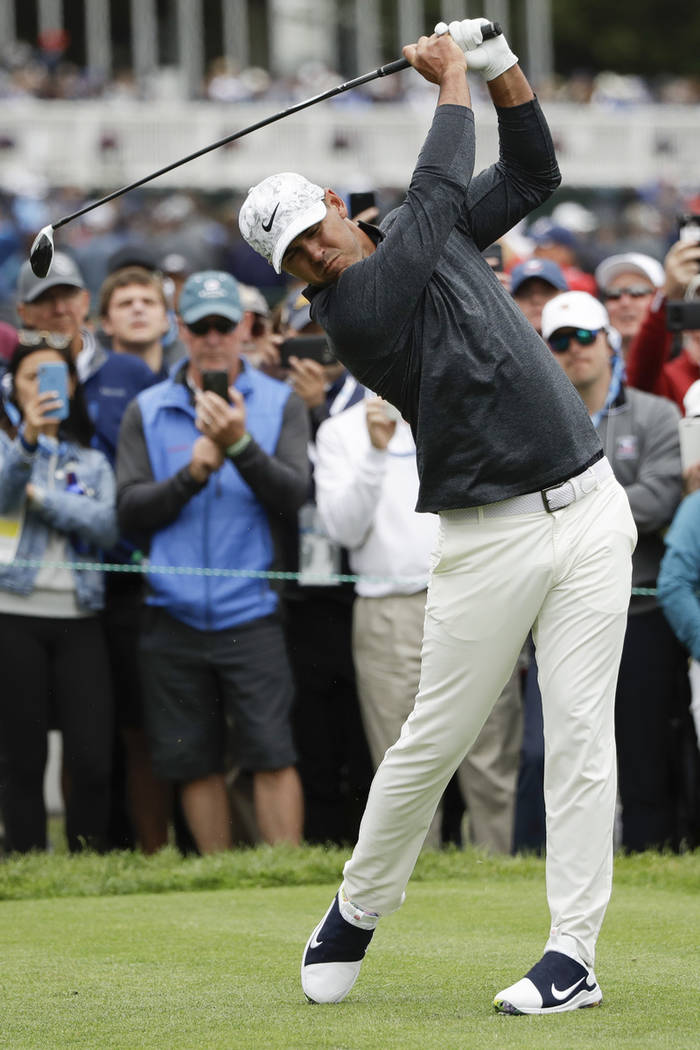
[597, 385, 682, 612]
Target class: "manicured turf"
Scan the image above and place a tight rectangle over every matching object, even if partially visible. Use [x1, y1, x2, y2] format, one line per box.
[1, 847, 698, 1049]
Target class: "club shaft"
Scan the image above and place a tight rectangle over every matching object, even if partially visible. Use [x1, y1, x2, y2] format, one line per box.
[50, 22, 500, 232]
[52, 61, 410, 232]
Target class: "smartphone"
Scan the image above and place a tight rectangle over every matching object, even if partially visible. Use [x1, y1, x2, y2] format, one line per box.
[678, 214, 700, 244]
[667, 300, 700, 332]
[348, 191, 376, 218]
[37, 361, 69, 421]
[202, 370, 230, 401]
[279, 335, 337, 368]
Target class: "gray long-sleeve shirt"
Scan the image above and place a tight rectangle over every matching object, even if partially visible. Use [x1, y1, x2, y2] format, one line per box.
[306, 100, 602, 512]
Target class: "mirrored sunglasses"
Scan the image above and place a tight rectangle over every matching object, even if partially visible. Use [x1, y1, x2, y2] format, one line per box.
[186, 317, 236, 336]
[18, 329, 72, 350]
[603, 285, 653, 300]
[548, 328, 600, 353]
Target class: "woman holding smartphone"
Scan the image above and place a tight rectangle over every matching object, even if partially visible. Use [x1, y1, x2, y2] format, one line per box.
[0, 332, 118, 853]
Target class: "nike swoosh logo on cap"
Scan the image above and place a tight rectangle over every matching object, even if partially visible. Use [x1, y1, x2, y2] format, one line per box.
[262, 202, 280, 232]
[551, 976, 588, 1001]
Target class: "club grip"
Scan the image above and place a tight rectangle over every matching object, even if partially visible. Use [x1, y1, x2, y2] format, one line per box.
[376, 57, 410, 77]
[481, 22, 503, 40]
[436, 20, 502, 40]
[378, 21, 502, 77]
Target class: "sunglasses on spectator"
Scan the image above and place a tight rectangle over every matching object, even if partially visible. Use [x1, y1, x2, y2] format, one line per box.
[18, 329, 72, 350]
[548, 328, 600, 353]
[186, 317, 237, 336]
[602, 286, 653, 300]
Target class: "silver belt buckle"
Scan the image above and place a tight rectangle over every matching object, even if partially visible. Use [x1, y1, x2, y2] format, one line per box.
[541, 485, 558, 513]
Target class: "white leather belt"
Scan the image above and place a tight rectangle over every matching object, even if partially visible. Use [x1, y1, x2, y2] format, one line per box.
[444, 458, 613, 522]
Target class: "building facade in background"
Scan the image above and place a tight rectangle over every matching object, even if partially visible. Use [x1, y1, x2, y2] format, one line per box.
[0, 0, 552, 96]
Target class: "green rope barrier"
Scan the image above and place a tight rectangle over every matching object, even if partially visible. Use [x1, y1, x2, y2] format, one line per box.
[6, 559, 659, 595]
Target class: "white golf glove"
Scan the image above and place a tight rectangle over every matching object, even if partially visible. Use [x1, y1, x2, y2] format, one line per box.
[435, 18, 518, 81]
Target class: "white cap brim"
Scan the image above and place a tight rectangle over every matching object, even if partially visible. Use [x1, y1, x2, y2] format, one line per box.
[541, 291, 610, 340]
[272, 200, 327, 274]
[595, 253, 664, 290]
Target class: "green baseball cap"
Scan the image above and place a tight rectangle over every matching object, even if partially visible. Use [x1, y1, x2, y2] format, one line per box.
[178, 270, 243, 325]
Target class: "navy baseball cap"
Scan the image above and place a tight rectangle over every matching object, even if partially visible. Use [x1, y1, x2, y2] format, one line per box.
[107, 242, 159, 273]
[511, 258, 569, 295]
[178, 271, 243, 325]
[528, 219, 578, 249]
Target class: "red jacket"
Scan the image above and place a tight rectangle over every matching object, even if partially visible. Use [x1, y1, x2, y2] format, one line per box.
[625, 294, 698, 412]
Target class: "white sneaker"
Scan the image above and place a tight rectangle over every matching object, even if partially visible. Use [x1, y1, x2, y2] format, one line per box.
[301, 889, 377, 1004]
[494, 949, 602, 1015]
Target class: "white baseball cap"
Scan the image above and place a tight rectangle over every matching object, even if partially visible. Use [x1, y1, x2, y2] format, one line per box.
[238, 172, 327, 274]
[594, 252, 664, 292]
[541, 291, 610, 341]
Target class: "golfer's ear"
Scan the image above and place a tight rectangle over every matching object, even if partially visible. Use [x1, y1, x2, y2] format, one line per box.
[326, 189, 347, 218]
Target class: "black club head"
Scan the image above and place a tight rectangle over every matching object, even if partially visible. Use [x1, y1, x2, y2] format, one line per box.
[29, 226, 55, 278]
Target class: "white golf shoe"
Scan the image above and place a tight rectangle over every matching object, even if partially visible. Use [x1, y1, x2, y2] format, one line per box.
[494, 949, 602, 1015]
[301, 888, 377, 1003]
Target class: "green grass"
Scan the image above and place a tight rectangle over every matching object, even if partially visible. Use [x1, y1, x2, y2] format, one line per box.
[1, 847, 699, 1050]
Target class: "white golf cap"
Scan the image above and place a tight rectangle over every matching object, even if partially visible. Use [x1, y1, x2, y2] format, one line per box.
[594, 252, 664, 291]
[238, 172, 327, 274]
[541, 291, 610, 341]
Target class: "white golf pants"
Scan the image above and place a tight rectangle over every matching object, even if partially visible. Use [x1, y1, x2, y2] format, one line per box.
[342, 470, 636, 967]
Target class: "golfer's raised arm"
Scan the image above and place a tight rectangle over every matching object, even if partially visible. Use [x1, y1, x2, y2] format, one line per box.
[402, 32, 469, 109]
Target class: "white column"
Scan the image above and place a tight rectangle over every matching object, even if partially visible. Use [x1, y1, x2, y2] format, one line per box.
[131, 0, 158, 83]
[37, 0, 62, 34]
[524, 0, 553, 87]
[440, 1, 468, 23]
[177, 0, 205, 97]
[85, 0, 112, 79]
[489, 0, 510, 36]
[353, 0, 381, 74]
[397, 0, 423, 46]
[440, 2, 510, 35]
[222, 0, 250, 71]
[267, 0, 334, 78]
[0, 0, 16, 43]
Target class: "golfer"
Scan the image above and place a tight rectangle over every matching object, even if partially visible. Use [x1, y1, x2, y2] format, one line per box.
[239, 22, 636, 1015]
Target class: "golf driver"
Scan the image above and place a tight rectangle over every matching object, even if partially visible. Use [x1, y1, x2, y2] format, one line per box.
[29, 22, 502, 278]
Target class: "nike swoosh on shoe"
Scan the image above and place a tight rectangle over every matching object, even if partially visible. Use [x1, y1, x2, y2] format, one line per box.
[551, 976, 588, 1002]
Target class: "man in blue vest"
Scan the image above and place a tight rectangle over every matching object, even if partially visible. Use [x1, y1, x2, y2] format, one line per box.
[116, 270, 310, 851]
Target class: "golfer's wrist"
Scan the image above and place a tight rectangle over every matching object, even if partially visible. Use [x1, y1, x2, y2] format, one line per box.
[438, 66, 470, 107]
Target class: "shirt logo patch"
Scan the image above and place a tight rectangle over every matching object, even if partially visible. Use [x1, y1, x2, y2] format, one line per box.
[615, 434, 638, 460]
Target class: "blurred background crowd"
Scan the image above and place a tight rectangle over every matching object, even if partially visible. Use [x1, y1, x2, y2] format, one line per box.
[0, 0, 698, 860]
[0, 38, 698, 107]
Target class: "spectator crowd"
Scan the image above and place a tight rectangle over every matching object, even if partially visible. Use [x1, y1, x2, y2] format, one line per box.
[0, 178, 699, 858]
[1, 36, 699, 106]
